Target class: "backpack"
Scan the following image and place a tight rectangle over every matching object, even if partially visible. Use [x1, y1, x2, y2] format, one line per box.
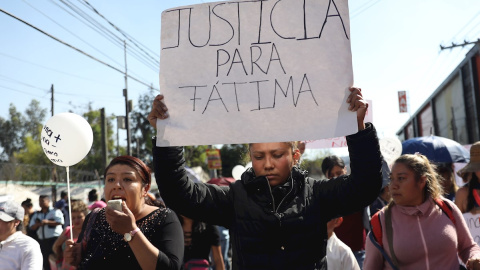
[369, 198, 456, 269]
[370, 198, 455, 248]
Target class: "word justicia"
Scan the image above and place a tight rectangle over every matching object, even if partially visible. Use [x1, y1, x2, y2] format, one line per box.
[162, 0, 349, 50]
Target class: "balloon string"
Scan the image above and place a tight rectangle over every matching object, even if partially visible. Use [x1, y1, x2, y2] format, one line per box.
[66, 166, 73, 242]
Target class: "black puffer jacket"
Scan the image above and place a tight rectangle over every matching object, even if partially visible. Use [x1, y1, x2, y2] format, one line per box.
[153, 123, 383, 270]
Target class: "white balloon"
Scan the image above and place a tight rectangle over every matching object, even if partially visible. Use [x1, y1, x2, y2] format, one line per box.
[379, 137, 402, 167]
[245, 162, 252, 170]
[41, 112, 93, 167]
[232, 165, 245, 180]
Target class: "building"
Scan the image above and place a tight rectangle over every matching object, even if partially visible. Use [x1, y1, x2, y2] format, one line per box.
[396, 43, 480, 145]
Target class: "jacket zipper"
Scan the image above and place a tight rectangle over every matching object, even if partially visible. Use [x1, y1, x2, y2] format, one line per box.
[267, 176, 294, 227]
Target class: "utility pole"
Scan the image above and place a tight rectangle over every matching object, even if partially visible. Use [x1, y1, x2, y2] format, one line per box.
[50, 84, 57, 201]
[116, 116, 126, 156]
[123, 40, 131, 155]
[123, 89, 131, 156]
[100, 108, 108, 171]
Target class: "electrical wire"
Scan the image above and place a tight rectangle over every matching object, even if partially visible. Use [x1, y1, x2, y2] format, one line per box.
[79, 0, 160, 65]
[0, 52, 118, 87]
[58, 0, 160, 72]
[55, 0, 159, 76]
[350, 0, 382, 19]
[22, 0, 124, 70]
[0, 8, 159, 91]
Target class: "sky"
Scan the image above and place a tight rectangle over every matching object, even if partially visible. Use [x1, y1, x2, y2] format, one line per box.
[1, 0, 480, 154]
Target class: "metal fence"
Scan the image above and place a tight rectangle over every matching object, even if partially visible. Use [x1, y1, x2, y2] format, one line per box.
[0, 162, 97, 183]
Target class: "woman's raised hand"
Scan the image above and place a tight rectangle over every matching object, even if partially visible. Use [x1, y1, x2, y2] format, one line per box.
[148, 94, 169, 129]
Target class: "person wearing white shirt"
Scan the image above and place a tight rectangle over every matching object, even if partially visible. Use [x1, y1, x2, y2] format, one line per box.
[29, 195, 64, 270]
[0, 200, 43, 270]
[326, 217, 361, 270]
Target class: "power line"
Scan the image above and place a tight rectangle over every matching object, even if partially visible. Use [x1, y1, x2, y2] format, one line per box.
[22, 0, 125, 70]
[351, 0, 382, 19]
[0, 52, 117, 87]
[0, 75, 49, 91]
[54, 0, 159, 75]
[57, 0, 159, 72]
[79, 0, 160, 65]
[0, 74, 122, 103]
[0, 8, 159, 91]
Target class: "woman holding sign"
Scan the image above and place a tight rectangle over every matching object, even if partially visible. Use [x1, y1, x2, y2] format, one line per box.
[148, 87, 382, 270]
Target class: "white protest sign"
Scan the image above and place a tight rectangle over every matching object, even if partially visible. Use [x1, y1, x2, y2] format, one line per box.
[158, 0, 353, 146]
[304, 99, 373, 149]
[463, 212, 480, 245]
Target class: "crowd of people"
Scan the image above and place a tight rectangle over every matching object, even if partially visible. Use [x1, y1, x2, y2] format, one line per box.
[2, 90, 480, 270]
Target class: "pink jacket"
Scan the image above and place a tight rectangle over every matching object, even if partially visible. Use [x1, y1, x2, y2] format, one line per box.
[364, 197, 480, 270]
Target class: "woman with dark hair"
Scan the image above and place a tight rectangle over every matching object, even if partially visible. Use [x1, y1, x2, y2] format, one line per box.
[21, 198, 36, 239]
[148, 88, 384, 269]
[436, 162, 458, 201]
[64, 156, 184, 270]
[365, 154, 480, 269]
[455, 142, 480, 214]
[321, 155, 368, 269]
[321, 155, 346, 179]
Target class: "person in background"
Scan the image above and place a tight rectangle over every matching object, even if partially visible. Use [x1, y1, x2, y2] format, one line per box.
[364, 153, 480, 269]
[178, 214, 225, 270]
[51, 199, 88, 270]
[321, 155, 347, 180]
[321, 155, 368, 269]
[148, 87, 383, 269]
[436, 162, 458, 201]
[326, 216, 360, 270]
[64, 155, 184, 270]
[369, 160, 392, 217]
[55, 190, 69, 228]
[55, 191, 68, 211]
[0, 200, 43, 270]
[87, 189, 107, 211]
[29, 194, 64, 270]
[216, 225, 231, 270]
[21, 197, 37, 240]
[455, 142, 480, 214]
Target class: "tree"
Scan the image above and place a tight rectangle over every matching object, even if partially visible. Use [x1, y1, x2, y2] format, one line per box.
[24, 100, 47, 141]
[13, 135, 52, 180]
[130, 88, 156, 162]
[184, 145, 209, 171]
[76, 109, 116, 176]
[220, 144, 249, 177]
[0, 104, 26, 160]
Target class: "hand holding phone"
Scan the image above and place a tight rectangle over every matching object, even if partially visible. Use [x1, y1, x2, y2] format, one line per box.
[107, 199, 122, 211]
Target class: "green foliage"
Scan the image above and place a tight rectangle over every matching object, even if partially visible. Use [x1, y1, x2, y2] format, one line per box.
[130, 88, 156, 163]
[24, 100, 47, 141]
[298, 158, 325, 179]
[0, 99, 117, 180]
[13, 135, 52, 180]
[219, 144, 249, 177]
[76, 110, 115, 176]
[184, 145, 209, 171]
[0, 104, 26, 160]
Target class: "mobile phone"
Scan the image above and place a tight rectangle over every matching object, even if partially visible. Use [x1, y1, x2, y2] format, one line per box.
[107, 199, 122, 211]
